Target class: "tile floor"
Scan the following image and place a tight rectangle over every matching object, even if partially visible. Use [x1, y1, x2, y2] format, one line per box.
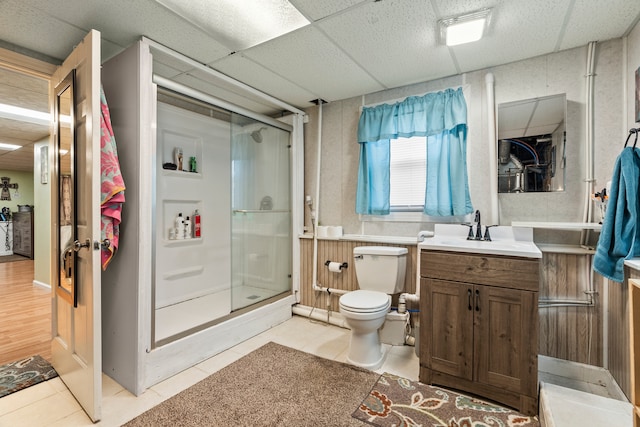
[0, 315, 417, 426]
[0, 314, 632, 426]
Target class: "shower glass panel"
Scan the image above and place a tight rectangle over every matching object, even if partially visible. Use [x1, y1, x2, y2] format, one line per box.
[230, 114, 291, 311]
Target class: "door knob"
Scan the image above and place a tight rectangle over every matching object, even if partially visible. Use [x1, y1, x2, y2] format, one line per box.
[72, 239, 91, 252]
[94, 239, 110, 250]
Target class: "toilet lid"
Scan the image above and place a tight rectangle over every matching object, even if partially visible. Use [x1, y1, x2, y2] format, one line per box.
[340, 290, 390, 313]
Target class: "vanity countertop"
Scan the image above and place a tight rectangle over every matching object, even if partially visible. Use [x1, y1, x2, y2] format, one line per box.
[625, 259, 640, 271]
[511, 221, 602, 231]
[419, 224, 542, 259]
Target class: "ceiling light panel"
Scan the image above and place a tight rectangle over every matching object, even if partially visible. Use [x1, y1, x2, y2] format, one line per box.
[0, 103, 50, 126]
[154, 0, 310, 51]
[439, 9, 491, 46]
[0, 142, 22, 151]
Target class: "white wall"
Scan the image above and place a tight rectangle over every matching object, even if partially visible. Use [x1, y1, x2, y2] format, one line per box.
[304, 39, 625, 244]
[627, 19, 640, 131]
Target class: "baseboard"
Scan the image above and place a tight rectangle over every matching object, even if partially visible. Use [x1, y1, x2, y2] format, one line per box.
[33, 280, 51, 290]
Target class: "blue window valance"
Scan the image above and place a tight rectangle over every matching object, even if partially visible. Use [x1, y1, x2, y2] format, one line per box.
[356, 87, 473, 216]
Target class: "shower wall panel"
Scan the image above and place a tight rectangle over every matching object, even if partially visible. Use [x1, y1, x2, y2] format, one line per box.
[155, 102, 231, 342]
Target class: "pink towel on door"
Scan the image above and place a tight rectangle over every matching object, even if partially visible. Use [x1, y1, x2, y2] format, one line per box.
[100, 85, 125, 270]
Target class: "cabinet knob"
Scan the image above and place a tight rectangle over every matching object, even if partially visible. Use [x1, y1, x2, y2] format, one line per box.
[475, 289, 480, 311]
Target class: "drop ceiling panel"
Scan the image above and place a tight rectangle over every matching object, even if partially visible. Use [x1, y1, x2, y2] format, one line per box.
[153, 0, 309, 52]
[559, 0, 640, 50]
[290, 0, 368, 21]
[0, 1, 92, 61]
[451, 0, 568, 72]
[434, 0, 495, 17]
[212, 54, 318, 110]
[318, 0, 458, 88]
[14, 0, 231, 63]
[242, 26, 384, 102]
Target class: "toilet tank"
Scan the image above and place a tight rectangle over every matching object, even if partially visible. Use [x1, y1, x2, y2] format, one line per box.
[353, 246, 408, 294]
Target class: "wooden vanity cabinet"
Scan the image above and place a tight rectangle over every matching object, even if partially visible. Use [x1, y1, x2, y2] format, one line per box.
[419, 250, 539, 415]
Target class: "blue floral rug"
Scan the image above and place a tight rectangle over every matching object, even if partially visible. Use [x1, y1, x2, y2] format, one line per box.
[353, 372, 539, 427]
[0, 355, 58, 398]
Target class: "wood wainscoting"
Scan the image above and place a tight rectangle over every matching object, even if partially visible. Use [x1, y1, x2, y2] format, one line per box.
[538, 252, 604, 367]
[299, 239, 606, 370]
[299, 238, 418, 313]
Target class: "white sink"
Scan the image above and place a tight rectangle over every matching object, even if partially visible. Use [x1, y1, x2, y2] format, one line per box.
[419, 224, 542, 258]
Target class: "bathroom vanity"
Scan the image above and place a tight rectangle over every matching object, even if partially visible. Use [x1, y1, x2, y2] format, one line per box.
[419, 224, 541, 415]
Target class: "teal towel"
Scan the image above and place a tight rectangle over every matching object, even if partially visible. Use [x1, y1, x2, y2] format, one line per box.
[593, 147, 640, 282]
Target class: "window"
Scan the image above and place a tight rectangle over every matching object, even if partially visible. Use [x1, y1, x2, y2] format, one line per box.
[389, 136, 426, 211]
[356, 87, 472, 217]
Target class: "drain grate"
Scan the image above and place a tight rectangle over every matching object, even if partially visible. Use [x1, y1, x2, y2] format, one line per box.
[246, 295, 260, 300]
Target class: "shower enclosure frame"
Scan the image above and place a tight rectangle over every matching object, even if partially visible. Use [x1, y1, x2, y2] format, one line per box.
[101, 39, 305, 396]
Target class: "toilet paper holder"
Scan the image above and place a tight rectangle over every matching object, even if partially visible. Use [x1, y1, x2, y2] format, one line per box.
[325, 260, 348, 270]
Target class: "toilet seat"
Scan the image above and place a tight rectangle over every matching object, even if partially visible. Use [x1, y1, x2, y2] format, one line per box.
[339, 290, 390, 313]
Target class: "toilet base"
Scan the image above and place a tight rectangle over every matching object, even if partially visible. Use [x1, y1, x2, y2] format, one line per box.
[346, 332, 390, 370]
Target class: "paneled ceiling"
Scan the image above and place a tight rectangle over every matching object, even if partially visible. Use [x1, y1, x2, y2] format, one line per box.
[0, 0, 639, 172]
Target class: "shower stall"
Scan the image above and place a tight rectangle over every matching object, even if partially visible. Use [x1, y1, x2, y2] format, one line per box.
[154, 99, 293, 343]
[101, 39, 303, 395]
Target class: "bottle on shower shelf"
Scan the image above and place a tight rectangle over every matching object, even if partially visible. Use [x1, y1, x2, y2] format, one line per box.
[184, 216, 191, 239]
[175, 212, 184, 239]
[193, 209, 201, 238]
[174, 147, 183, 171]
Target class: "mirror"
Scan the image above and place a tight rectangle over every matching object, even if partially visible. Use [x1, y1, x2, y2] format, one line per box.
[497, 94, 566, 193]
[55, 70, 77, 307]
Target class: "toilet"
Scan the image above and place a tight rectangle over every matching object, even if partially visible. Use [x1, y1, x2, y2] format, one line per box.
[339, 246, 407, 370]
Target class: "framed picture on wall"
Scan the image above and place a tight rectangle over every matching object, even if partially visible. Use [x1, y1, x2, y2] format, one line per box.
[41, 146, 48, 184]
[636, 66, 640, 123]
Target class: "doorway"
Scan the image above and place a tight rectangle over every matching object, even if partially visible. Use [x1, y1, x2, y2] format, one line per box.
[0, 48, 56, 365]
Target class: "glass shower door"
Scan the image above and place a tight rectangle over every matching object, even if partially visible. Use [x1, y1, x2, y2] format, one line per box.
[231, 114, 291, 311]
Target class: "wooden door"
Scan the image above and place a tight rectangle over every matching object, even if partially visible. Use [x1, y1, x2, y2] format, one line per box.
[474, 284, 538, 397]
[423, 278, 473, 380]
[50, 30, 102, 422]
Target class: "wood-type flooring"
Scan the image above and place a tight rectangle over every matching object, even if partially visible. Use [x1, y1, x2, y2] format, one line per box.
[0, 260, 50, 366]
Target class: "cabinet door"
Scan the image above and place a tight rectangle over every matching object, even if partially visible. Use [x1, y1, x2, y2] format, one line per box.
[423, 278, 473, 380]
[474, 285, 538, 396]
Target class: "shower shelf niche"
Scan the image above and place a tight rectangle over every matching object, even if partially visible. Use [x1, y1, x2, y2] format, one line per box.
[161, 169, 202, 178]
[162, 237, 203, 246]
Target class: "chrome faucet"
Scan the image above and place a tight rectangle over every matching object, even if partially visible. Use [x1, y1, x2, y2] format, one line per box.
[474, 210, 482, 240]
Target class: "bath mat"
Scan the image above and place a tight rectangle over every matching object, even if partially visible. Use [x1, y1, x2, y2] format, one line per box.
[0, 355, 58, 398]
[353, 372, 539, 427]
[124, 342, 377, 426]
